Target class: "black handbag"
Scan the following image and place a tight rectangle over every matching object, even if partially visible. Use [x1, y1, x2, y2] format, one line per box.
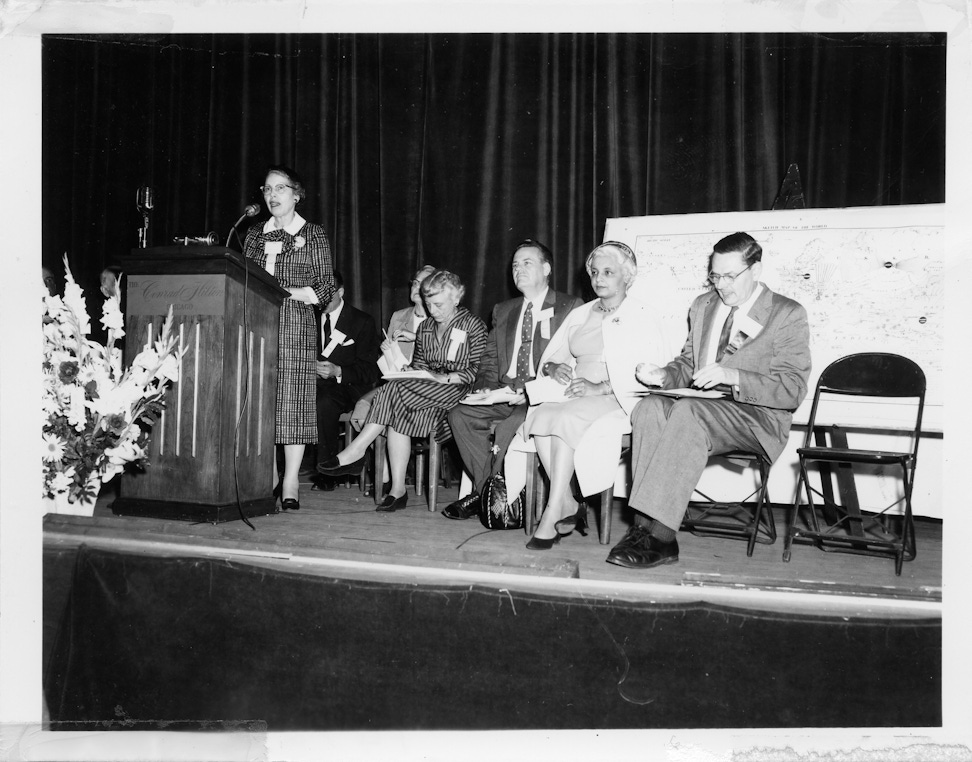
[478, 434, 526, 531]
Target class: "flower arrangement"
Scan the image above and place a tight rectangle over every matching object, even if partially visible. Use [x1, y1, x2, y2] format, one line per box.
[42, 255, 183, 508]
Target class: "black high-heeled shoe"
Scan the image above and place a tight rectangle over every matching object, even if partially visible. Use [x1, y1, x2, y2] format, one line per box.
[526, 533, 561, 551]
[272, 482, 282, 501]
[317, 455, 367, 477]
[555, 505, 589, 537]
[281, 497, 300, 511]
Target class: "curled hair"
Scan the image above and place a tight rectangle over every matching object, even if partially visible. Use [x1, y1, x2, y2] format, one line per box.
[586, 241, 638, 285]
[712, 232, 762, 265]
[265, 164, 306, 203]
[412, 264, 438, 282]
[420, 269, 466, 302]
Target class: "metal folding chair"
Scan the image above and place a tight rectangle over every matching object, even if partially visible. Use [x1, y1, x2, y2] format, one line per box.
[783, 353, 925, 575]
[681, 450, 776, 556]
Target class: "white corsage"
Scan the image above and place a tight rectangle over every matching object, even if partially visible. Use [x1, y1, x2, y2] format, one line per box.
[294, 235, 306, 249]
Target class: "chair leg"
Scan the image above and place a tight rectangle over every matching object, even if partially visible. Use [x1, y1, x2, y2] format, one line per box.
[746, 460, 772, 557]
[599, 487, 613, 545]
[428, 436, 440, 512]
[524, 452, 537, 535]
[415, 446, 426, 496]
[342, 417, 356, 490]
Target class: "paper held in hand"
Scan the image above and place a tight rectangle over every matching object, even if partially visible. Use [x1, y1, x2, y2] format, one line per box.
[460, 387, 522, 406]
[377, 351, 440, 382]
[524, 375, 568, 404]
[635, 387, 727, 399]
[379, 338, 410, 373]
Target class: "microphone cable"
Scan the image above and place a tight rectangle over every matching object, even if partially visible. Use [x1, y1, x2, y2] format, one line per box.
[232, 228, 257, 530]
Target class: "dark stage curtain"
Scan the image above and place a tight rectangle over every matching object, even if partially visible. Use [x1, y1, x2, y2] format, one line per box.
[42, 32, 945, 325]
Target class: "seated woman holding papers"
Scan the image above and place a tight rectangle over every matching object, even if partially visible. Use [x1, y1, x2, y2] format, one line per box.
[504, 242, 673, 549]
[319, 269, 487, 512]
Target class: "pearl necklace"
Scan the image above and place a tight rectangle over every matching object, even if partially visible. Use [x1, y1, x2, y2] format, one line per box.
[596, 300, 621, 313]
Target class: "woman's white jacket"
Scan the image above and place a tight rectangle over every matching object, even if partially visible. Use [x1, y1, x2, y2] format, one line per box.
[503, 296, 675, 499]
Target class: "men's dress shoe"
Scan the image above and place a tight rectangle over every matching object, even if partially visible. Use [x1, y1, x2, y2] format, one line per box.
[606, 526, 678, 569]
[442, 493, 481, 520]
[311, 475, 336, 491]
[375, 493, 408, 512]
[525, 533, 561, 551]
[281, 498, 300, 511]
[317, 455, 366, 477]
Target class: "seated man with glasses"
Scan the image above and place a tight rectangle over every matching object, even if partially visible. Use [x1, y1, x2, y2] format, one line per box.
[606, 231, 811, 569]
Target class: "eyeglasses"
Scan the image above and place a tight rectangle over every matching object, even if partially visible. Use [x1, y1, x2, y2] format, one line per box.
[259, 184, 294, 196]
[707, 262, 753, 286]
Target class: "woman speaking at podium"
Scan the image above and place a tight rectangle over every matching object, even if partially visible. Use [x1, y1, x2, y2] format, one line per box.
[244, 165, 335, 511]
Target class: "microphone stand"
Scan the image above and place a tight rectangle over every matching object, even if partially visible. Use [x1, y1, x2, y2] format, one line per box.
[225, 216, 248, 250]
[226, 207, 259, 250]
[137, 209, 150, 248]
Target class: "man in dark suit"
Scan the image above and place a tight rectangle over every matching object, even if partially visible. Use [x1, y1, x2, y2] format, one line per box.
[313, 271, 381, 490]
[443, 240, 583, 519]
[607, 232, 812, 568]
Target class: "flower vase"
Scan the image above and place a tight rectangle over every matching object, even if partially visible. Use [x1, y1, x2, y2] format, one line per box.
[43, 476, 101, 517]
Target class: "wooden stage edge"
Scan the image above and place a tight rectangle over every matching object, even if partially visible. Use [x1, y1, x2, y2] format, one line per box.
[43, 481, 943, 623]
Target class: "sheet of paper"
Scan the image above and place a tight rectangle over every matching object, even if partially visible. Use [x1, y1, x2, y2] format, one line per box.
[460, 387, 522, 406]
[524, 375, 568, 404]
[379, 339, 409, 373]
[635, 387, 727, 399]
[381, 369, 440, 382]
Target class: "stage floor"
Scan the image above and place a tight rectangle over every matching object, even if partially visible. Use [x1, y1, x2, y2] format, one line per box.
[43, 475, 942, 624]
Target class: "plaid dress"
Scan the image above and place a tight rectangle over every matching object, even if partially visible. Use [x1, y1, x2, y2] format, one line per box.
[367, 307, 487, 441]
[244, 217, 334, 444]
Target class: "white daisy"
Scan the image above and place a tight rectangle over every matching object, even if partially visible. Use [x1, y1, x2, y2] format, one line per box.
[42, 432, 66, 463]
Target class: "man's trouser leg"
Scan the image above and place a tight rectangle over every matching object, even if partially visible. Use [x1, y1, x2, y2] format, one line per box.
[627, 396, 766, 531]
[448, 403, 526, 493]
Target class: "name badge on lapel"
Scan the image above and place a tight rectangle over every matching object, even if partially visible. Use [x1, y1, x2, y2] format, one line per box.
[321, 328, 347, 358]
[447, 327, 468, 362]
[726, 314, 763, 355]
[263, 241, 283, 275]
[537, 307, 555, 339]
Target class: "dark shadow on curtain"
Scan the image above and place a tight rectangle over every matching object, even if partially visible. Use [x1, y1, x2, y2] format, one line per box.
[42, 32, 945, 325]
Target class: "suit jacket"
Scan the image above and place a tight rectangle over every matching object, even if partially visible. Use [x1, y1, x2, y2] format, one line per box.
[661, 285, 812, 462]
[317, 302, 381, 389]
[476, 288, 583, 389]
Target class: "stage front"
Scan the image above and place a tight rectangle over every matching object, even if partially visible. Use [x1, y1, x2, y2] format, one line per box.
[42, 477, 942, 731]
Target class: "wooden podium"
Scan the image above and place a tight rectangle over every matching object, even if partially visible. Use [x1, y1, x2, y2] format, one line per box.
[112, 246, 289, 522]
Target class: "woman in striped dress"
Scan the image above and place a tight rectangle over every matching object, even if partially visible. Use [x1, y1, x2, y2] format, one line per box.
[319, 270, 487, 512]
[244, 165, 334, 510]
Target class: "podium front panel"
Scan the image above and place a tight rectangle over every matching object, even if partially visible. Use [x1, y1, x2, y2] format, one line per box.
[115, 248, 286, 521]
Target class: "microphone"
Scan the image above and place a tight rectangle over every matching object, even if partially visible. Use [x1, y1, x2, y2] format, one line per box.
[136, 186, 154, 248]
[226, 203, 262, 248]
[136, 186, 154, 213]
[173, 232, 219, 246]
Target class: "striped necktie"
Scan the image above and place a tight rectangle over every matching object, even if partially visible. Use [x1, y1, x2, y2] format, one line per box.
[715, 306, 737, 363]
